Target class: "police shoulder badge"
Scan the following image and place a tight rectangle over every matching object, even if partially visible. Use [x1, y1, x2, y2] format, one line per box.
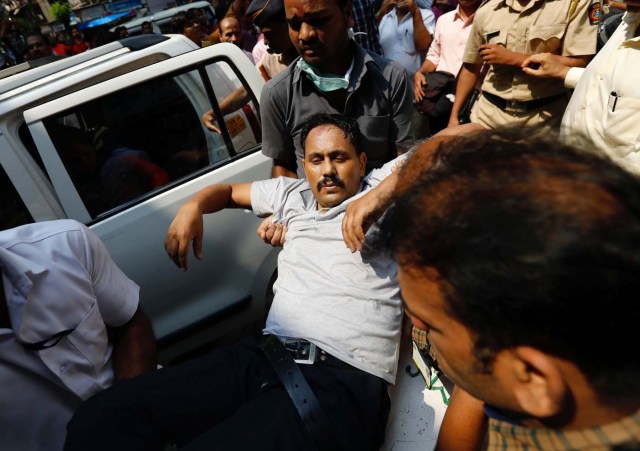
[588, 0, 601, 25]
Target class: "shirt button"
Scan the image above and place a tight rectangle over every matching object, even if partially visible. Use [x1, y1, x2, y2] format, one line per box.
[60, 364, 67, 374]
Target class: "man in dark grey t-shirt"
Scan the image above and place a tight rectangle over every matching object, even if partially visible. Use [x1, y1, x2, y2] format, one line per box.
[260, 0, 414, 178]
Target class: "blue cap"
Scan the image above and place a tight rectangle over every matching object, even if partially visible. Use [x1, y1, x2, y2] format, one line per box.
[247, 0, 285, 27]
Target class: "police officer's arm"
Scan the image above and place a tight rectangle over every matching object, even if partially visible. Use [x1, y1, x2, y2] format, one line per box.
[448, 63, 482, 128]
[164, 183, 253, 270]
[112, 307, 156, 381]
[477, 43, 528, 67]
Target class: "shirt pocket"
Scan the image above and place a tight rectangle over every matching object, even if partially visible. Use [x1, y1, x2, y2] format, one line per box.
[526, 25, 565, 54]
[603, 96, 640, 157]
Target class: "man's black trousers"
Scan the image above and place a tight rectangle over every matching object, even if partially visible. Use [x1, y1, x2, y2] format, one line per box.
[64, 336, 390, 451]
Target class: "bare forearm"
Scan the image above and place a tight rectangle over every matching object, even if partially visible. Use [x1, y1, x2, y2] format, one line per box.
[419, 58, 437, 74]
[219, 87, 250, 116]
[450, 64, 480, 119]
[113, 308, 156, 381]
[412, 10, 432, 52]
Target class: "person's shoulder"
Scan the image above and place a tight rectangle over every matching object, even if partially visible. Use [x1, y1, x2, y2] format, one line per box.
[365, 48, 403, 73]
[264, 59, 298, 91]
[0, 219, 89, 248]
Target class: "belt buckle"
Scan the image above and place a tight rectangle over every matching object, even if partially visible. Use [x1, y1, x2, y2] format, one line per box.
[505, 99, 527, 114]
[285, 340, 317, 365]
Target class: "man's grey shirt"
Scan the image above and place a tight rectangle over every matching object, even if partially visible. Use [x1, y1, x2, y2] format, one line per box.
[260, 44, 415, 177]
[251, 157, 404, 383]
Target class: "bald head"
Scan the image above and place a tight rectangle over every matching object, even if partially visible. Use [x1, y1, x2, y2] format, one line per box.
[219, 17, 243, 47]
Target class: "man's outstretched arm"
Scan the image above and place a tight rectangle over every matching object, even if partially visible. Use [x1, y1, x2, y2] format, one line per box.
[164, 183, 253, 270]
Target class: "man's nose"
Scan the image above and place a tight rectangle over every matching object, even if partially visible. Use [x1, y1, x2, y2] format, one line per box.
[321, 159, 337, 176]
[298, 22, 316, 42]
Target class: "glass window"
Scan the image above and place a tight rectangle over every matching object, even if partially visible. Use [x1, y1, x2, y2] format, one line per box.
[41, 59, 261, 220]
[203, 60, 261, 154]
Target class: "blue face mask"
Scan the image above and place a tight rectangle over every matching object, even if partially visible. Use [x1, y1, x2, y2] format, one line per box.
[297, 58, 354, 92]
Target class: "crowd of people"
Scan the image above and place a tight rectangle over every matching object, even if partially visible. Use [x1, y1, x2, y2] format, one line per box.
[2, 0, 640, 449]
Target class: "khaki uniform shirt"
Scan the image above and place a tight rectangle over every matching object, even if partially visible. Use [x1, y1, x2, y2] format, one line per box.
[464, 0, 597, 101]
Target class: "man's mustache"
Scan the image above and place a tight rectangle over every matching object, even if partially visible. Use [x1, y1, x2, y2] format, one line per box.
[317, 175, 345, 191]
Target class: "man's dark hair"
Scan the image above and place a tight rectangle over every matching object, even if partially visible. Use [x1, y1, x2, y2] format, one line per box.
[25, 31, 50, 45]
[380, 128, 640, 406]
[300, 113, 362, 155]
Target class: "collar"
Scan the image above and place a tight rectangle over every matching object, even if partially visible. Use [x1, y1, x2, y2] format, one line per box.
[453, 5, 476, 25]
[503, 0, 542, 14]
[488, 408, 640, 449]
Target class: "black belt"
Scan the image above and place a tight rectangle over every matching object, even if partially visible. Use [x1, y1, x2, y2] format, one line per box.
[482, 91, 565, 114]
[260, 335, 339, 451]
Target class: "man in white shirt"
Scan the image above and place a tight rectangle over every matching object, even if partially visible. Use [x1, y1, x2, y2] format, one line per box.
[65, 114, 403, 451]
[0, 219, 155, 451]
[523, 1, 640, 172]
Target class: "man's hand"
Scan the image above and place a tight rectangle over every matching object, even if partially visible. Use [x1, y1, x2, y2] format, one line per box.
[201, 109, 221, 133]
[521, 53, 571, 80]
[397, 0, 418, 14]
[414, 71, 427, 102]
[164, 201, 205, 270]
[478, 44, 525, 66]
[257, 215, 287, 247]
[342, 190, 387, 252]
[376, 0, 396, 22]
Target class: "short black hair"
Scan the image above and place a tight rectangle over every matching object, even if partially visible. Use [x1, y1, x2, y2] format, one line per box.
[380, 128, 640, 406]
[300, 113, 362, 155]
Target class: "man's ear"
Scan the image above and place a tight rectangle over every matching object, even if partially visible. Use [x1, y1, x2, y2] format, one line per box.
[509, 347, 568, 419]
[358, 152, 367, 177]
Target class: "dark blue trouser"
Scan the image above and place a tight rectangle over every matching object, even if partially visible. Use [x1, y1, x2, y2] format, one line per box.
[64, 336, 390, 451]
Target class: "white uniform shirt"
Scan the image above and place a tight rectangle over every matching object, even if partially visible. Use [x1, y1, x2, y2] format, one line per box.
[379, 7, 437, 76]
[0, 220, 139, 451]
[561, 12, 640, 171]
[253, 156, 405, 384]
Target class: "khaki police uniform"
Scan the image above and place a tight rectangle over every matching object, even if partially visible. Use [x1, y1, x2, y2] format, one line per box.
[463, 0, 597, 129]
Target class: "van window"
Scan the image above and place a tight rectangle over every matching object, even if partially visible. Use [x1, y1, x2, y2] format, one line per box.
[40, 59, 261, 220]
[0, 165, 33, 230]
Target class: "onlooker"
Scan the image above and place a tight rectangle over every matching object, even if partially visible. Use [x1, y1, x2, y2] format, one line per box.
[380, 129, 640, 450]
[261, 0, 414, 178]
[65, 114, 404, 451]
[141, 21, 154, 35]
[25, 32, 56, 59]
[1, 16, 27, 63]
[413, 0, 480, 134]
[352, 0, 384, 55]
[0, 219, 156, 451]
[114, 25, 129, 39]
[247, 0, 298, 79]
[521, 2, 640, 172]
[52, 32, 72, 56]
[71, 27, 89, 54]
[447, 0, 596, 131]
[377, 0, 436, 76]
[219, 16, 255, 62]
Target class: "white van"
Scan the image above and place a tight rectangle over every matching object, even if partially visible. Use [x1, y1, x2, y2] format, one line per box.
[0, 36, 277, 361]
[112, 1, 216, 36]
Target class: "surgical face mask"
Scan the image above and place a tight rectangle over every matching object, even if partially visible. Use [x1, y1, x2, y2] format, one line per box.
[297, 58, 354, 92]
